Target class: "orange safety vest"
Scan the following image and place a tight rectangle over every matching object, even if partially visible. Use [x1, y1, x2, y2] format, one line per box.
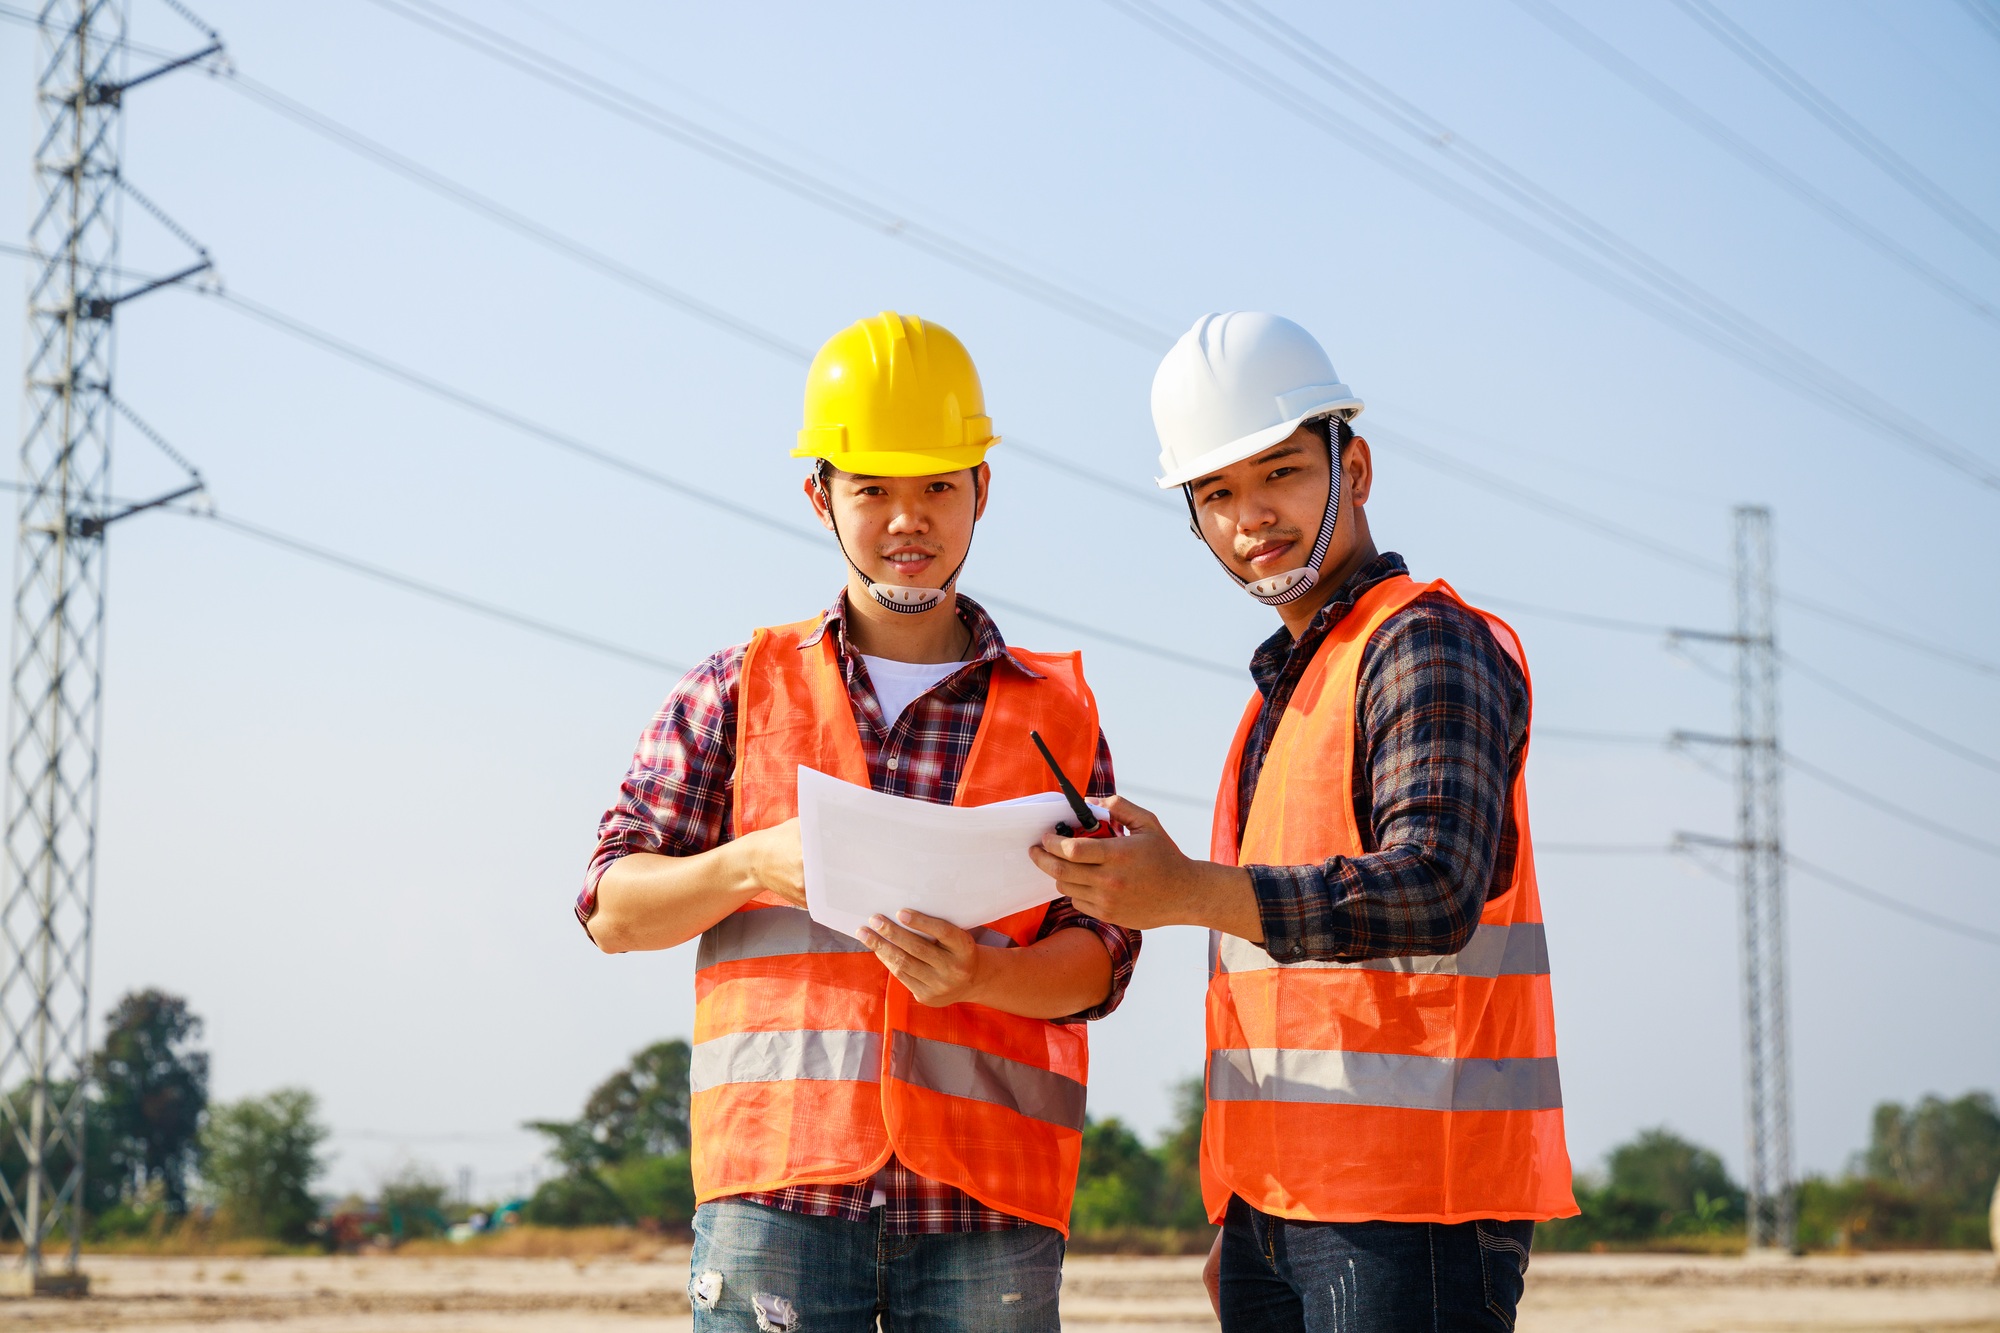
[689, 616, 1102, 1234]
[1202, 574, 1577, 1225]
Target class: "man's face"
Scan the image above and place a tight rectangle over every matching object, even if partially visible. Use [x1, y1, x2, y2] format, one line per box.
[805, 461, 991, 587]
[1187, 424, 1370, 584]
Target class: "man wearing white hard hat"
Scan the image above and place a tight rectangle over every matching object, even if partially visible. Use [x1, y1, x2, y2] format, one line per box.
[1033, 312, 1576, 1330]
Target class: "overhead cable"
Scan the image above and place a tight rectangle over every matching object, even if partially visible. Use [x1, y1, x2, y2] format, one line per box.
[189, 290, 1245, 679]
[147, 49, 2000, 677]
[1784, 750, 2000, 858]
[1955, 0, 2000, 45]
[357, 0, 1176, 351]
[189, 509, 687, 674]
[1782, 651, 2000, 776]
[1503, 0, 2000, 328]
[1375, 423, 2000, 680]
[1787, 854, 2000, 949]
[1667, 0, 2000, 262]
[1102, 0, 2000, 492]
[218, 70, 815, 363]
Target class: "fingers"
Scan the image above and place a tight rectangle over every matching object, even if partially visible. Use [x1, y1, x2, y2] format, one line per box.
[1036, 830, 1113, 864]
[863, 913, 950, 962]
[894, 909, 972, 952]
[1104, 794, 1163, 833]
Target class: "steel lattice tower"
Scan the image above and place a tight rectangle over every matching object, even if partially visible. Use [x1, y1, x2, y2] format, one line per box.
[1731, 505, 1794, 1251]
[0, 0, 127, 1282]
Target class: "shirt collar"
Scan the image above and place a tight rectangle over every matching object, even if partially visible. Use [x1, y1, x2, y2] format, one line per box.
[1248, 551, 1409, 696]
[799, 589, 1038, 679]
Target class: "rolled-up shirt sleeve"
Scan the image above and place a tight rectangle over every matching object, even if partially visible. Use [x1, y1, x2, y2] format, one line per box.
[1248, 596, 1526, 964]
[576, 645, 744, 934]
[1035, 731, 1141, 1021]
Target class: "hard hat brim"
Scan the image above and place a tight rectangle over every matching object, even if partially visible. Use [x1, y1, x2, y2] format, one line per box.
[793, 439, 998, 479]
[1154, 397, 1363, 489]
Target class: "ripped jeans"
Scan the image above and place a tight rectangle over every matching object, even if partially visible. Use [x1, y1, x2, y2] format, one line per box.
[1218, 1195, 1535, 1332]
[688, 1198, 1064, 1333]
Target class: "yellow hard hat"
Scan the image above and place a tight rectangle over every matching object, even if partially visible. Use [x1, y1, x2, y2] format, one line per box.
[793, 311, 998, 477]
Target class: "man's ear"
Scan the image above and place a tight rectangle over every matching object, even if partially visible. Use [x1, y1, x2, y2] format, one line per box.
[803, 473, 837, 532]
[1344, 435, 1374, 508]
[972, 462, 992, 521]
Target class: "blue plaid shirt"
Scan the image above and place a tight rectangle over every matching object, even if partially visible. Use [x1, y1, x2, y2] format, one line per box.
[1237, 553, 1529, 963]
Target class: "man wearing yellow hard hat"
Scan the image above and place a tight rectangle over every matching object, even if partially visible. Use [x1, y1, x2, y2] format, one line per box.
[577, 312, 1139, 1331]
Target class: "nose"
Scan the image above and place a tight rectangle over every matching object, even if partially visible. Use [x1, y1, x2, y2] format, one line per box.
[886, 503, 928, 535]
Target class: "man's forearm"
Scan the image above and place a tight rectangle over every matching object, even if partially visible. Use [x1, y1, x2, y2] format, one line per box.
[967, 926, 1115, 1020]
[1248, 845, 1484, 963]
[587, 840, 764, 954]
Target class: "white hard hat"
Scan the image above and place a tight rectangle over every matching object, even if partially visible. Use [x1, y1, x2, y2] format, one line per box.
[1150, 312, 1363, 489]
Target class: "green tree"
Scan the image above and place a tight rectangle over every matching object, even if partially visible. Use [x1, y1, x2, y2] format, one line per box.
[1072, 1117, 1162, 1231]
[93, 989, 208, 1215]
[527, 1040, 696, 1228]
[528, 1040, 691, 1171]
[0, 1080, 122, 1240]
[1863, 1091, 2000, 1216]
[1600, 1127, 1744, 1235]
[378, 1164, 452, 1240]
[199, 1088, 327, 1242]
[1153, 1076, 1209, 1229]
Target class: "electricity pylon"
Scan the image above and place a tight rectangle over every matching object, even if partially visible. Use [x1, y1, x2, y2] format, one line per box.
[1672, 505, 1795, 1252]
[1, 0, 215, 1289]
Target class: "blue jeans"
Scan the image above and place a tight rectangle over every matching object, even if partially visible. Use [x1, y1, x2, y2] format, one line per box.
[1218, 1195, 1535, 1332]
[688, 1199, 1064, 1332]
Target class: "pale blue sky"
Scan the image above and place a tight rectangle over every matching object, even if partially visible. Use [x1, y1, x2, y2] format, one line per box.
[3, 0, 1995, 1200]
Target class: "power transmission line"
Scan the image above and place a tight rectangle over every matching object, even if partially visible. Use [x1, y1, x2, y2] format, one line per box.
[356, 0, 1176, 351]
[1667, 0, 2000, 262]
[220, 70, 816, 363]
[1955, 0, 2000, 45]
[1502, 0, 2000, 329]
[1102, 0, 2000, 492]
[1788, 854, 2000, 949]
[193, 511, 686, 672]
[19, 229, 1989, 688]
[1782, 651, 2000, 776]
[1784, 750, 2000, 858]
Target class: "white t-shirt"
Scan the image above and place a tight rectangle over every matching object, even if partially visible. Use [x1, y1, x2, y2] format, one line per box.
[860, 654, 963, 729]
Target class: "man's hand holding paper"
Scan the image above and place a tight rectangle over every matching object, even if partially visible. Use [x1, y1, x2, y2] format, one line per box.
[796, 765, 1107, 940]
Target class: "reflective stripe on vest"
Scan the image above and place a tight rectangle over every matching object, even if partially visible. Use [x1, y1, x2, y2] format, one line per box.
[698, 905, 1017, 971]
[1201, 575, 1578, 1227]
[693, 1029, 883, 1090]
[690, 614, 1101, 1235]
[1207, 1048, 1563, 1112]
[1212, 922, 1550, 978]
[890, 1032, 1087, 1130]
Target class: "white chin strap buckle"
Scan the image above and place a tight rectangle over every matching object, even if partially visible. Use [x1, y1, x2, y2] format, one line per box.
[1245, 566, 1320, 606]
[869, 583, 950, 614]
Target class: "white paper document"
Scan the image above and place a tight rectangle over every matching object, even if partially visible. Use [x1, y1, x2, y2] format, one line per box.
[797, 766, 1105, 938]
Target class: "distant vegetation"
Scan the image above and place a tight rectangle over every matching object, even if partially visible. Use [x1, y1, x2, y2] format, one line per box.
[7, 1001, 1992, 1255]
[526, 1039, 1999, 1253]
[1542, 1092, 1999, 1252]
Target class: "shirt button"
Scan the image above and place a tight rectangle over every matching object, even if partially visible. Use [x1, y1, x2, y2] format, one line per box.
[886, 756, 899, 771]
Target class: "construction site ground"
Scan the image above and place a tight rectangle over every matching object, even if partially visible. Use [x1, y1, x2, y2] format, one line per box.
[2, 1248, 1995, 1331]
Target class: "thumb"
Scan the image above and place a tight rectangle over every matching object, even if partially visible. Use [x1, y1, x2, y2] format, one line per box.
[1103, 794, 1165, 833]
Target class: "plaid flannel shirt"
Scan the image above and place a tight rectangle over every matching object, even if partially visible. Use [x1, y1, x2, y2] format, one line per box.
[580, 591, 1138, 1232]
[1237, 552, 1529, 963]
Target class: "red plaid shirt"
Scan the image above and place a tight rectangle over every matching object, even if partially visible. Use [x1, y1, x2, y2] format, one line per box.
[580, 592, 1138, 1232]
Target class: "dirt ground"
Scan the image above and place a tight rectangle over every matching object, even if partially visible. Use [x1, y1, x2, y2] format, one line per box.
[1, 1248, 1994, 1331]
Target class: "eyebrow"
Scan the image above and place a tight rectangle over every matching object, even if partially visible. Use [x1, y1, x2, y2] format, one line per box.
[1189, 443, 1307, 493]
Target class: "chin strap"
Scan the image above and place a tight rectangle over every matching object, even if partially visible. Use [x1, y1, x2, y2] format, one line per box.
[1183, 417, 1344, 608]
[817, 466, 979, 615]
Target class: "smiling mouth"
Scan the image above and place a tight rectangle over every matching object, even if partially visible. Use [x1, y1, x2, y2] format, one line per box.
[882, 549, 938, 578]
[1243, 540, 1295, 570]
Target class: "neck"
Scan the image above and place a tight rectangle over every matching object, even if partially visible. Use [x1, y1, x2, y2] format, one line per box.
[840, 578, 970, 663]
[1274, 532, 1379, 639]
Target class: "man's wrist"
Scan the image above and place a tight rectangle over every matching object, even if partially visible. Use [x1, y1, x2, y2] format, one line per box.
[1191, 861, 1262, 940]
